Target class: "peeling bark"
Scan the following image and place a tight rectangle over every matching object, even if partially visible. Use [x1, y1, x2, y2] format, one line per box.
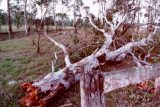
[20, 2, 160, 107]
[80, 70, 106, 107]
[20, 68, 80, 106]
[103, 63, 160, 93]
[20, 24, 159, 107]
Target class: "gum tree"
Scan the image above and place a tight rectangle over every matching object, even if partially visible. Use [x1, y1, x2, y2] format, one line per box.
[20, 0, 160, 106]
[7, 0, 13, 39]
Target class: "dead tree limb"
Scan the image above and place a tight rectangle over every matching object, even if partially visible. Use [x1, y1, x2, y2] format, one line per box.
[20, 1, 160, 106]
[20, 25, 159, 106]
[103, 63, 160, 93]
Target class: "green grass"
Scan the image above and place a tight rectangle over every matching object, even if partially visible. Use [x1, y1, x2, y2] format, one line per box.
[0, 25, 74, 33]
[0, 25, 26, 33]
[0, 58, 23, 107]
[0, 36, 56, 106]
[0, 58, 21, 77]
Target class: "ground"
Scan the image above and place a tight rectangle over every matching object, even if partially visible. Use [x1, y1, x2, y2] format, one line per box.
[0, 29, 160, 107]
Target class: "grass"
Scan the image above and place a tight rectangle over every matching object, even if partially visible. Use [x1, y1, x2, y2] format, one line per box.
[0, 35, 58, 106]
[0, 25, 26, 33]
[0, 25, 74, 33]
[105, 84, 160, 107]
[0, 29, 93, 106]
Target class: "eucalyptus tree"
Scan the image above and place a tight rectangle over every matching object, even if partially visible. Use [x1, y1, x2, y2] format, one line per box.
[35, 0, 52, 53]
[7, 0, 13, 39]
[72, 0, 83, 33]
[22, 0, 38, 35]
[50, 0, 58, 28]
[27, 2, 37, 28]
[20, 0, 160, 106]
[23, 0, 29, 35]
[56, 12, 68, 29]
[0, 9, 3, 32]
[11, 0, 22, 29]
[56, 0, 70, 29]
[147, 0, 160, 25]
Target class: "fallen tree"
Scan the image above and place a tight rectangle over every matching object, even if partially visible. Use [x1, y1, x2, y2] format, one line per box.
[80, 63, 160, 107]
[20, 0, 160, 106]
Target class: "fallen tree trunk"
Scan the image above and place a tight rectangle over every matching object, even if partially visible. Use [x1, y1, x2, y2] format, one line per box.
[20, 53, 101, 106]
[20, 68, 80, 106]
[103, 63, 160, 93]
[80, 70, 106, 107]
[19, 4, 160, 106]
[20, 62, 160, 106]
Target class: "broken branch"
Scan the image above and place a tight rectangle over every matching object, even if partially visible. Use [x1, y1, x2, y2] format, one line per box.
[44, 32, 72, 67]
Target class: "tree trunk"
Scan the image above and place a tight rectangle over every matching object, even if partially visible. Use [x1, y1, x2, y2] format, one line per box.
[62, 19, 64, 29]
[73, 16, 77, 34]
[37, 33, 41, 54]
[80, 70, 106, 107]
[7, 0, 13, 39]
[24, 0, 28, 36]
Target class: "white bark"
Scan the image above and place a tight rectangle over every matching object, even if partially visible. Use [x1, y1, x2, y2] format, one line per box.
[80, 70, 106, 107]
[87, 14, 105, 33]
[33, 14, 159, 93]
[103, 63, 160, 93]
[44, 32, 72, 67]
[24, 0, 28, 35]
[114, 14, 128, 30]
[21, 1, 160, 106]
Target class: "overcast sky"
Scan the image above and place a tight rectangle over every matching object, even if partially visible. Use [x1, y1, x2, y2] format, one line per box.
[0, 0, 99, 19]
[0, 0, 158, 23]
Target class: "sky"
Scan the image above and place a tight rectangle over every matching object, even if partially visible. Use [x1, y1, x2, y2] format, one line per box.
[0, 0, 99, 19]
[0, 0, 159, 23]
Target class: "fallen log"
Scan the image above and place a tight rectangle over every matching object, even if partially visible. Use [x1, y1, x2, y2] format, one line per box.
[103, 63, 160, 93]
[19, 6, 160, 106]
[20, 54, 101, 106]
[19, 37, 160, 106]
[80, 70, 106, 107]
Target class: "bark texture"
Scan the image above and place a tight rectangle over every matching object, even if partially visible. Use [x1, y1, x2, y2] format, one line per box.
[20, 2, 160, 107]
[103, 63, 160, 93]
[80, 70, 106, 107]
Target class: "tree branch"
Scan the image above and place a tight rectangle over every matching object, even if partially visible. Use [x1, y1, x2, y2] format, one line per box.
[106, 26, 159, 60]
[114, 13, 127, 30]
[87, 14, 105, 33]
[103, 16, 114, 30]
[44, 32, 72, 67]
[50, 52, 58, 81]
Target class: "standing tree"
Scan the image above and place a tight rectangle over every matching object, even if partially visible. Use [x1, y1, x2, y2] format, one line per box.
[7, 0, 13, 39]
[23, 0, 29, 35]
[50, 0, 58, 30]
[12, 0, 22, 29]
[0, 9, 3, 32]
[56, 12, 68, 29]
[35, 0, 51, 53]
[72, 0, 83, 33]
